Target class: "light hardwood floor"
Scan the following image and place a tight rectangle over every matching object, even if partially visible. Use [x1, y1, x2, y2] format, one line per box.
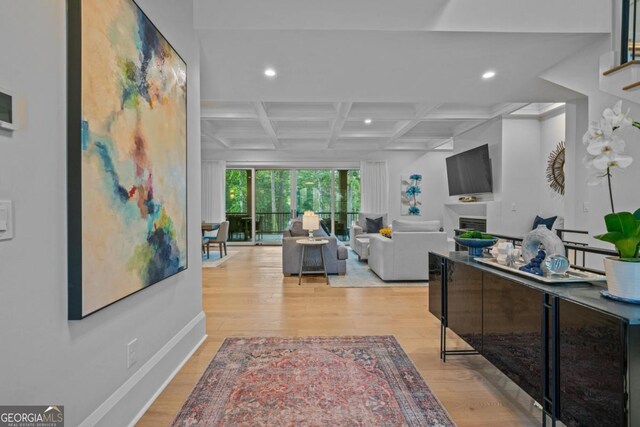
[137, 246, 540, 426]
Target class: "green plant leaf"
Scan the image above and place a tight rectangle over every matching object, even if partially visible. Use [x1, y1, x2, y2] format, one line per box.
[615, 237, 640, 259]
[597, 212, 640, 258]
[604, 212, 637, 236]
[594, 231, 624, 245]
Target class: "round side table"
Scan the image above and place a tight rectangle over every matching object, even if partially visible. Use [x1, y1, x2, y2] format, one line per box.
[296, 239, 329, 285]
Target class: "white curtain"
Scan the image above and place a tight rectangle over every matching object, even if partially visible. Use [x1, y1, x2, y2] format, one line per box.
[360, 161, 389, 213]
[202, 160, 226, 223]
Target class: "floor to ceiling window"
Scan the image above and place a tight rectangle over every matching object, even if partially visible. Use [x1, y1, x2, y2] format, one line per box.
[334, 169, 360, 242]
[295, 169, 333, 228]
[225, 167, 360, 244]
[225, 169, 253, 242]
[255, 169, 292, 243]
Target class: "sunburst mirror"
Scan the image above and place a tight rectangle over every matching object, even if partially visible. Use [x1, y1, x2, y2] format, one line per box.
[546, 141, 565, 195]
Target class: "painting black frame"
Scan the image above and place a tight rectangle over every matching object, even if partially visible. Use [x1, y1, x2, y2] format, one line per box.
[67, 0, 188, 320]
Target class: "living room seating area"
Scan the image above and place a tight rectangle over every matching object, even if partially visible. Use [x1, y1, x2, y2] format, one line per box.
[368, 220, 447, 281]
[282, 218, 349, 276]
[349, 212, 389, 260]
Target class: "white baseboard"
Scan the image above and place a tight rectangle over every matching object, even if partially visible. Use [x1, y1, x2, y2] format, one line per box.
[79, 311, 206, 427]
[128, 333, 207, 427]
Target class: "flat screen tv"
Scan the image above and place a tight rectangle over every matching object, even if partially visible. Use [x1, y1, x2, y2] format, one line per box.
[446, 144, 493, 196]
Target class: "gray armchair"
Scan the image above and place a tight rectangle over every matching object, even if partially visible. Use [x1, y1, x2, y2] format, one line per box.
[282, 220, 348, 275]
[349, 212, 388, 260]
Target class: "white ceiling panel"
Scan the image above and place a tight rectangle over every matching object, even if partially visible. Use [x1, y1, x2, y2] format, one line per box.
[205, 119, 266, 134]
[274, 120, 332, 136]
[349, 103, 420, 120]
[201, 101, 257, 119]
[403, 120, 485, 138]
[264, 102, 338, 120]
[193, 0, 448, 31]
[342, 120, 399, 134]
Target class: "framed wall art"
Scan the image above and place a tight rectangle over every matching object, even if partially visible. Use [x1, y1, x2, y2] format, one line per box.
[401, 174, 422, 216]
[67, 0, 188, 319]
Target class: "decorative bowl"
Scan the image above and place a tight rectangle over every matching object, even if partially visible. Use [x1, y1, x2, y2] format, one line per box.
[454, 237, 499, 256]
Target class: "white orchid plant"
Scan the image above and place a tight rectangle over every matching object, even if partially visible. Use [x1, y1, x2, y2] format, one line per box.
[583, 100, 639, 213]
[584, 101, 640, 261]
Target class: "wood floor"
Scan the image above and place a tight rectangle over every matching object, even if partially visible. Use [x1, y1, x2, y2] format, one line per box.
[137, 246, 540, 426]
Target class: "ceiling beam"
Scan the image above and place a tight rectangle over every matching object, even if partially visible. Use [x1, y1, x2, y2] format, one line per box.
[382, 103, 442, 148]
[200, 123, 232, 149]
[490, 102, 529, 117]
[447, 102, 529, 141]
[327, 102, 353, 148]
[202, 133, 231, 149]
[253, 102, 281, 149]
[200, 111, 257, 119]
[424, 138, 453, 151]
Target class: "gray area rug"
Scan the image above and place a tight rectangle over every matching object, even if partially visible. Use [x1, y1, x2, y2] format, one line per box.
[330, 249, 428, 288]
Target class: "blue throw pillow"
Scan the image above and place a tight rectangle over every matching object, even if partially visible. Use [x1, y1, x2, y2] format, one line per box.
[532, 215, 557, 231]
[366, 216, 384, 233]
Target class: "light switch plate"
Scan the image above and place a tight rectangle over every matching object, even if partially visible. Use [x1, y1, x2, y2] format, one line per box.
[0, 200, 13, 241]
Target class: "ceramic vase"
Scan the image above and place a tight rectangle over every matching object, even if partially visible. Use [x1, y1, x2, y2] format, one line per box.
[604, 257, 640, 301]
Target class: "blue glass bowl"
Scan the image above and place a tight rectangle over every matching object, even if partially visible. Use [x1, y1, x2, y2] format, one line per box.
[454, 237, 499, 257]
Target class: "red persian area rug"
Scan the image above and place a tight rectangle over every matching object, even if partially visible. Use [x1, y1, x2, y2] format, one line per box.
[172, 336, 455, 426]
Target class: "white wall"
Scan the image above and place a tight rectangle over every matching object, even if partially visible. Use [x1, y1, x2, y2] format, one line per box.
[0, 1, 204, 426]
[384, 112, 567, 238]
[539, 112, 566, 219]
[392, 119, 503, 231]
[542, 37, 640, 244]
[500, 118, 543, 234]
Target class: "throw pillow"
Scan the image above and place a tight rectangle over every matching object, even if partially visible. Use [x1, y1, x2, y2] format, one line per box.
[319, 219, 331, 236]
[366, 216, 384, 233]
[532, 215, 557, 231]
[288, 219, 307, 237]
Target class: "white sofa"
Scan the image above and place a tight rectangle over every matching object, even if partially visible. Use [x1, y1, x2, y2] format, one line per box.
[349, 212, 388, 260]
[368, 220, 447, 281]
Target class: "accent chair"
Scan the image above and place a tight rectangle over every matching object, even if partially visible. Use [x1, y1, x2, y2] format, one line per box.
[349, 212, 388, 260]
[368, 220, 447, 281]
[204, 221, 229, 259]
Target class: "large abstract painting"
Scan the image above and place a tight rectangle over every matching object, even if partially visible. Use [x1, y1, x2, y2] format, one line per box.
[401, 174, 422, 216]
[67, 0, 187, 319]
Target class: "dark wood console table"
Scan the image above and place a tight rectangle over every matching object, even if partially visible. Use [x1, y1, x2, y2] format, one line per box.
[429, 251, 640, 427]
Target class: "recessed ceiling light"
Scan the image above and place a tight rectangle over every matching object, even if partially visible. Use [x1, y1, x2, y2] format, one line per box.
[264, 68, 277, 78]
[482, 70, 496, 79]
[364, 118, 372, 125]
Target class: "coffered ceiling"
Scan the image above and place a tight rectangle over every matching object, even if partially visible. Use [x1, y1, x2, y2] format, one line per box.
[201, 101, 525, 151]
[196, 0, 609, 154]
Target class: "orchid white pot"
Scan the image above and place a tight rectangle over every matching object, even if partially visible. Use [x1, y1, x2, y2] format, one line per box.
[604, 257, 640, 300]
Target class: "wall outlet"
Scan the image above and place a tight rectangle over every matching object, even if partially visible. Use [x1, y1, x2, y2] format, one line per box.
[511, 203, 517, 212]
[127, 339, 138, 369]
[583, 202, 589, 213]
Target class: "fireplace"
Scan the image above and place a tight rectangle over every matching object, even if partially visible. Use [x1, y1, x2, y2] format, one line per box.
[456, 217, 487, 251]
[459, 217, 487, 232]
